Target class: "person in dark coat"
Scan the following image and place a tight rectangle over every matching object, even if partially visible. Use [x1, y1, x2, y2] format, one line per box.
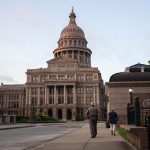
[87, 102, 98, 138]
[108, 108, 118, 136]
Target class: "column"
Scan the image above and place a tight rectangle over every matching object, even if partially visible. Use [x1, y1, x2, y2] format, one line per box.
[37, 87, 40, 106]
[89, 55, 91, 66]
[72, 50, 74, 59]
[97, 86, 100, 105]
[78, 50, 80, 62]
[93, 86, 96, 104]
[45, 86, 48, 105]
[64, 85, 66, 104]
[84, 52, 86, 65]
[84, 87, 86, 105]
[54, 85, 57, 104]
[73, 85, 76, 104]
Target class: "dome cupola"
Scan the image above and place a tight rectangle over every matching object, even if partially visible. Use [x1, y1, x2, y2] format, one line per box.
[53, 9, 92, 67]
[60, 9, 85, 38]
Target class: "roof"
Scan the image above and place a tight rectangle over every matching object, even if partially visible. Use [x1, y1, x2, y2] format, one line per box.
[129, 63, 150, 69]
[109, 72, 150, 82]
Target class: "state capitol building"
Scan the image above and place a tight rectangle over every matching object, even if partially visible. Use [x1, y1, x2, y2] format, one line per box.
[0, 10, 105, 121]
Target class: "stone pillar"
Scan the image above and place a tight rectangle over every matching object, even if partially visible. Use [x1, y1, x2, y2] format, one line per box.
[84, 51, 86, 65]
[72, 50, 74, 59]
[73, 85, 76, 104]
[63, 108, 67, 121]
[89, 55, 91, 66]
[97, 86, 100, 105]
[29, 87, 31, 105]
[78, 50, 80, 63]
[84, 87, 86, 105]
[64, 85, 66, 104]
[37, 87, 40, 106]
[28, 87, 32, 116]
[45, 86, 48, 105]
[93, 86, 96, 104]
[54, 85, 57, 104]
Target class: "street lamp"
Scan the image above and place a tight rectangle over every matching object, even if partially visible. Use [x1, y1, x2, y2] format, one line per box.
[56, 102, 58, 120]
[129, 88, 133, 105]
[127, 88, 135, 125]
[30, 99, 36, 123]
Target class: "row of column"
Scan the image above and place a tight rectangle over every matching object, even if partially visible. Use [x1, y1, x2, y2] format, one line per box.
[26, 85, 100, 106]
[54, 50, 91, 66]
[45, 85, 76, 105]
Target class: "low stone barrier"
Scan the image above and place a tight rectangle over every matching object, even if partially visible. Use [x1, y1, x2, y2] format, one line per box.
[127, 127, 148, 150]
[121, 125, 149, 150]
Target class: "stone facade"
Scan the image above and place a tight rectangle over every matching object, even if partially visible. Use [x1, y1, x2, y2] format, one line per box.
[0, 10, 105, 121]
[105, 63, 150, 124]
[0, 83, 25, 116]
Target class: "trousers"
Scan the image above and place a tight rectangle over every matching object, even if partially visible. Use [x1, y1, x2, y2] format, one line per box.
[89, 117, 97, 137]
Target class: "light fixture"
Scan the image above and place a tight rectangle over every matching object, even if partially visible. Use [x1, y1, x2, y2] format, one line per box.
[129, 88, 133, 93]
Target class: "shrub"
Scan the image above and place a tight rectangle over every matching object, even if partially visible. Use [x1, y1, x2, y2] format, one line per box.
[16, 116, 29, 123]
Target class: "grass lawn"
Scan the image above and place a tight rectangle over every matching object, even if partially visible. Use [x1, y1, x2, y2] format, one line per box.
[116, 127, 128, 140]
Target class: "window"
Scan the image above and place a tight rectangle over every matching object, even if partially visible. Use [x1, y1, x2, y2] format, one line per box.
[86, 87, 93, 94]
[58, 97, 64, 104]
[67, 87, 73, 94]
[49, 97, 54, 104]
[94, 74, 98, 80]
[32, 76, 38, 83]
[0, 94, 4, 100]
[40, 87, 45, 95]
[77, 97, 84, 105]
[31, 88, 37, 95]
[77, 87, 83, 94]
[86, 97, 93, 105]
[49, 75, 56, 80]
[0, 102, 3, 108]
[58, 75, 65, 80]
[58, 87, 64, 94]
[86, 74, 93, 81]
[77, 74, 84, 81]
[67, 75, 74, 80]
[41, 75, 47, 82]
[8, 102, 19, 108]
[31, 98, 37, 106]
[49, 87, 54, 95]
[67, 97, 73, 104]
[40, 98, 45, 105]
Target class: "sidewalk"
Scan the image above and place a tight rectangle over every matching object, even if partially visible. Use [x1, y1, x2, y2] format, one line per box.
[0, 123, 35, 130]
[30, 123, 135, 150]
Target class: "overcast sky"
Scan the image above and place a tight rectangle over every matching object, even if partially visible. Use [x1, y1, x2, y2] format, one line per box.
[0, 0, 150, 84]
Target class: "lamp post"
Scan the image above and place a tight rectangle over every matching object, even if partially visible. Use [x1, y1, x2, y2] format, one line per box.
[30, 99, 36, 123]
[56, 102, 58, 120]
[129, 88, 133, 105]
[127, 88, 135, 124]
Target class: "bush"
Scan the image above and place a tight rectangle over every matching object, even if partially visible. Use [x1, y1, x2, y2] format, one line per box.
[76, 116, 85, 121]
[16, 116, 29, 123]
[36, 114, 58, 122]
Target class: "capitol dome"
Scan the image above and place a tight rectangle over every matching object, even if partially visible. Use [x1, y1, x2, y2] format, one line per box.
[60, 10, 85, 38]
[53, 9, 92, 67]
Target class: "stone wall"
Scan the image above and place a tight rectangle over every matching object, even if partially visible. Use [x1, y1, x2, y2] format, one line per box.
[127, 127, 149, 150]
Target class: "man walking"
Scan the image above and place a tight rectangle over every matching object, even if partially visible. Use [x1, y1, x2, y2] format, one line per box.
[87, 102, 98, 138]
[108, 108, 118, 136]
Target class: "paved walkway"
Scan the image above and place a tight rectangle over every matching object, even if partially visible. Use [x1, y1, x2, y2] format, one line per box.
[28, 123, 135, 150]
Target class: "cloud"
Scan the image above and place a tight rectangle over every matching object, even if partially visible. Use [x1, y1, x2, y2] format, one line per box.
[0, 75, 16, 83]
